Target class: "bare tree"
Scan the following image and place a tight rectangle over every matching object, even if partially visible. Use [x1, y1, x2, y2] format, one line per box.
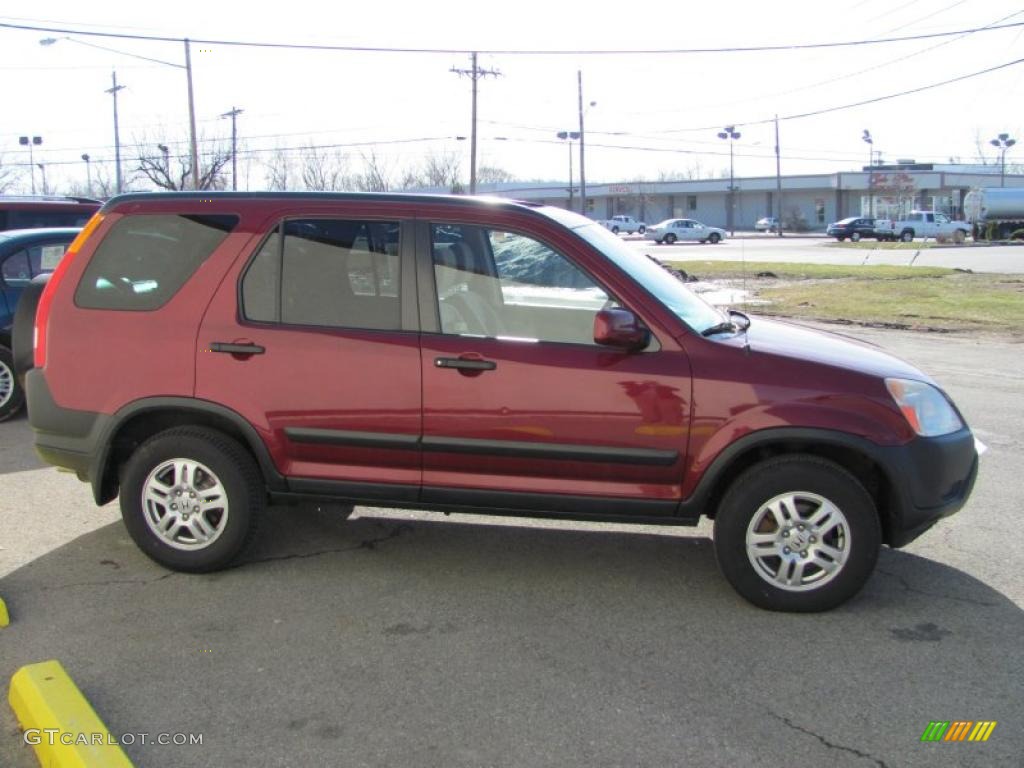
[353, 150, 392, 192]
[657, 161, 707, 182]
[133, 132, 232, 191]
[64, 164, 117, 199]
[299, 143, 351, 191]
[0, 153, 21, 193]
[420, 150, 463, 193]
[477, 165, 515, 185]
[264, 145, 295, 191]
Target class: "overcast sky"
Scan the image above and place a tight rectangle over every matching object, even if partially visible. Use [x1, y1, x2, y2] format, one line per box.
[1, 0, 1022, 194]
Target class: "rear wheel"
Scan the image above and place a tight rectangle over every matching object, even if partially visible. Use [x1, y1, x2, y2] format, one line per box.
[708, 232, 722, 244]
[713, 455, 881, 612]
[664, 233, 677, 244]
[119, 426, 264, 572]
[836, 236, 846, 242]
[0, 347, 24, 422]
[900, 230, 915, 242]
[953, 229, 966, 244]
[611, 226, 620, 234]
[638, 225, 646, 234]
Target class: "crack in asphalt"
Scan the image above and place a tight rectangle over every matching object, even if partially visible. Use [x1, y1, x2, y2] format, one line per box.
[240, 522, 413, 567]
[11, 524, 413, 593]
[875, 567, 998, 607]
[768, 711, 890, 768]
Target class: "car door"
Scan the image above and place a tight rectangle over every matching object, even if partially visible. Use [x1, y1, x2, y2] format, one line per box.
[682, 220, 701, 241]
[196, 216, 422, 500]
[417, 219, 691, 516]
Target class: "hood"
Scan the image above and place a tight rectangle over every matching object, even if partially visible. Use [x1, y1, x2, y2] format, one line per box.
[739, 317, 931, 382]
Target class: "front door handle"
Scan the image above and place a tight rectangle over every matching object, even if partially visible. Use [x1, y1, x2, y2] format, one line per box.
[209, 341, 265, 355]
[435, 356, 496, 372]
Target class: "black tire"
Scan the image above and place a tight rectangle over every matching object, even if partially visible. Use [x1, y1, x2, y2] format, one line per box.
[611, 226, 620, 234]
[664, 233, 677, 244]
[836, 236, 846, 242]
[638, 225, 646, 234]
[953, 229, 966, 244]
[850, 232, 861, 242]
[119, 426, 264, 572]
[0, 346, 24, 423]
[713, 455, 881, 612]
[900, 230, 914, 243]
[708, 232, 721, 244]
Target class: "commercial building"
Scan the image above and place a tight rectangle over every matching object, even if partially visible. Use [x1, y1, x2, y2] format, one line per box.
[484, 163, 1024, 230]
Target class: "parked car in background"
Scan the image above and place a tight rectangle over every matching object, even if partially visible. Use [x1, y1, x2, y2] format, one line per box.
[0, 196, 100, 232]
[754, 216, 780, 232]
[873, 211, 971, 243]
[645, 219, 726, 244]
[598, 214, 646, 234]
[18, 193, 980, 612]
[825, 217, 879, 242]
[0, 227, 79, 420]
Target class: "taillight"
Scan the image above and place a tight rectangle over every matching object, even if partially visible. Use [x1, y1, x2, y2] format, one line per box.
[34, 213, 105, 369]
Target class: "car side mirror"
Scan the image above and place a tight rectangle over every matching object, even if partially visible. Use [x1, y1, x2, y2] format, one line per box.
[594, 308, 650, 351]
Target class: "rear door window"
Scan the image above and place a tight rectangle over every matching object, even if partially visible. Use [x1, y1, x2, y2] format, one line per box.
[75, 214, 238, 311]
[241, 218, 402, 331]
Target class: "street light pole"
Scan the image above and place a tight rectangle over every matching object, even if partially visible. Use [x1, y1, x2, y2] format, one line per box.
[717, 125, 740, 235]
[81, 154, 92, 196]
[862, 129, 874, 217]
[36, 164, 48, 195]
[106, 70, 126, 194]
[221, 107, 244, 191]
[18, 136, 42, 194]
[556, 131, 580, 209]
[990, 133, 1017, 187]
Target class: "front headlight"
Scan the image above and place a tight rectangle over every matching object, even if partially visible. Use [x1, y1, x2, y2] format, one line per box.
[885, 378, 964, 437]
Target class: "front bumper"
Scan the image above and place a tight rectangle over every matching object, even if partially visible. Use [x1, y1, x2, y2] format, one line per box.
[876, 427, 979, 547]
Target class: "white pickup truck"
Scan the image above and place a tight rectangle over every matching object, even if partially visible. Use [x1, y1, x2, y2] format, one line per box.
[874, 211, 970, 243]
[598, 215, 646, 234]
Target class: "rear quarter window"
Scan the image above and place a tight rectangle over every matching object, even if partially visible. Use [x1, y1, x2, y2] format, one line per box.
[75, 214, 238, 310]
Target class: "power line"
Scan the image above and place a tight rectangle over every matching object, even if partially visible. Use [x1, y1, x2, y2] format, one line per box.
[1, 19, 1023, 55]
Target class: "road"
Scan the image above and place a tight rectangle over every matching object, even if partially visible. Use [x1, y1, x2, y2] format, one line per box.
[1, 325, 1022, 767]
[628, 232, 1024, 273]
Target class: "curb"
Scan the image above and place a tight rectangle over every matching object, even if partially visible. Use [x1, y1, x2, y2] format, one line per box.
[0, 596, 8, 627]
[8, 660, 133, 767]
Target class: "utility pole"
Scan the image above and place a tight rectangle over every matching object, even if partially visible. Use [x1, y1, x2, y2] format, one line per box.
[775, 115, 783, 237]
[82, 153, 92, 196]
[221, 107, 244, 191]
[105, 70, 125, 194]
[184, 39, 200, 190]
[450, 53, 501, 194]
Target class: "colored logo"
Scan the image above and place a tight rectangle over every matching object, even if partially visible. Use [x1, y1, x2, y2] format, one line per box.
[921, 721, 997, 742]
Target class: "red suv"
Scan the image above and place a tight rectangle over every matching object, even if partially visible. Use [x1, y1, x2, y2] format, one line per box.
[20, 193, 979, 611]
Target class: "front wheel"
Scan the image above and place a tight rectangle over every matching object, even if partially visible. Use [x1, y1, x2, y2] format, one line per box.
[953, 229, 966, 244]
[708, 232, 722, 244]
[713, 455, 881, 612]
[0, 347, 24, 423]
[664, 233, 677, 244]
[850, 232, 862, 242]
[611, 226, 620, 234]
[119, 426, 264, 572]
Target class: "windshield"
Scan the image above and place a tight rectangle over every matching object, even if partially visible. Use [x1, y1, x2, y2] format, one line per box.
[574, 222, 725, 335]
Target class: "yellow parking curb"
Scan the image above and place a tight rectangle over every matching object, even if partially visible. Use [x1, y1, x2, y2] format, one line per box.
[0, 596, 8, 627]
[8, 660, 133, 767]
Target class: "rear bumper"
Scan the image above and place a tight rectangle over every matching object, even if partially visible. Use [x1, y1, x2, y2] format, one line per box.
[25, 369, 107, 497]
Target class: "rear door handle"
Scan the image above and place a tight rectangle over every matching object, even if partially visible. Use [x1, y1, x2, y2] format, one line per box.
[435, 357, 496, 371]
[209, 342, 265, 355]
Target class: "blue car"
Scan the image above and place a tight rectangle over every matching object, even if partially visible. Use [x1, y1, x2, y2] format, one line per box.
[0, 228, 79, 421]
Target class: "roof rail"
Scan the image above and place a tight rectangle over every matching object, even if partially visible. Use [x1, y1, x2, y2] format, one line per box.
[0, 194, 102, 204]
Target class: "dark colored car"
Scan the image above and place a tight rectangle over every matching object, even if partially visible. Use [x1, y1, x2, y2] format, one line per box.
[825, 216, 879, 242]
[0, 196, 101, 232]
[0, 227, 78, 420]
[18, 193, 979, 612]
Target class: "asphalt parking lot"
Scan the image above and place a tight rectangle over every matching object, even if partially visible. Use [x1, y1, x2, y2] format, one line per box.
[1, 325, 1022, 767]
